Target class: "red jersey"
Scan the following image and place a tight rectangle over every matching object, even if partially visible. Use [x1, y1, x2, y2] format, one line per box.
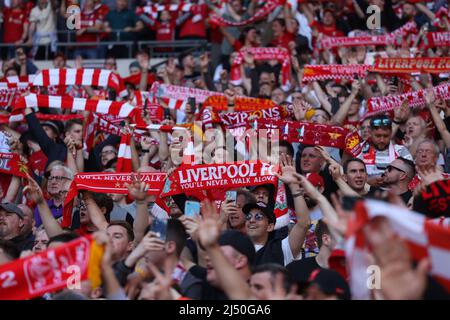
[2, 7, 29, 43]
[270, 31, 295, 51]
[311, 21, 345, 37]
[94, 3, 109, 40]
[154, 20, 176, 52]
[179, 4, 207, 39]
[76, 9, 102, 44]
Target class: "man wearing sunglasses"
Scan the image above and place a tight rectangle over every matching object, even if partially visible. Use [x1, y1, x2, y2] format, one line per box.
[358, 115, 412, 186]
[381, 157, 415, 204]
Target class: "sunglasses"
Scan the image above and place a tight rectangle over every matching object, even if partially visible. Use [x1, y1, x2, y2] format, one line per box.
[245, 212, 265, 221]
[370, 118, 392, 128]
[386, 165, 406, 174]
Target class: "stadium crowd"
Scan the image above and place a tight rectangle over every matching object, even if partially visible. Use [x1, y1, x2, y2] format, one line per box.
[1, 0, 450, 301]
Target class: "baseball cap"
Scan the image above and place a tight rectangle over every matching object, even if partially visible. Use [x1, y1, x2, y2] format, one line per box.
[242, 202, 276, 225]
[219, 230, 255, 265]
[0, 203, 25, 219]
[307, 268, 351, 300]
[41, 121, 61, 136]
[306, 172, 325, 188]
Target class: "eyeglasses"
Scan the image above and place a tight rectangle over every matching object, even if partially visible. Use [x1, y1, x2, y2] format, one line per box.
[245, 212, 265, 221]
[386, 165, 406, 174]
[48, 176, 69, 182]
[370, 118, 392, 128]
[77, 202, 87, 210]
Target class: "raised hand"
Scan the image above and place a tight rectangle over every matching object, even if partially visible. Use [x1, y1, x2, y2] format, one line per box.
[124, 173, 149, 202]
[424, 89, 436, 106]
[295, 173, 321, 200]
[328, 163, 343, 181]
[275, 153, 299, 186]
[351, 79, 361, 95]
[218, 199, 238, 226]
[393, 100, 410, 123]
[178, 215, 200, 241]
[200, 54, 209, 70]
[198, 199, 221, 250]
[416, 165, 444, 187]
[23, 174, 45, 204]
[364, 216, 429, 300]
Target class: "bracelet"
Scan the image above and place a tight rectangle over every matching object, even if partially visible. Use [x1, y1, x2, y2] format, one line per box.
[141, 149, 150, 153]
[292, 192, 304, 198]
[392, 119, 406, 125]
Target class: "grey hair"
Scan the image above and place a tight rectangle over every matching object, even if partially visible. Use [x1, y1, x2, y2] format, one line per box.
[51, 164, 74, 180]
[417, 139, 440, 156]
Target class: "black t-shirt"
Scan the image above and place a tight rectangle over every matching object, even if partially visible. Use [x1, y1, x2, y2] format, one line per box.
[185, 265, 229, 300]
[400, 190, 413, 205]
[254, 237, 285, 266]
[286, 257, 322, 286]
[10, 232, 35, 253]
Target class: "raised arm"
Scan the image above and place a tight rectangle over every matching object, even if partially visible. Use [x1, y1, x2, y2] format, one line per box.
[331, 80, 360, 125]
[275, 154, 310, 259]
[83, 191, 109, 231]
[125, 174, 151, 245]
[198, 200, 253, 300]
[23, 175, 65, 237]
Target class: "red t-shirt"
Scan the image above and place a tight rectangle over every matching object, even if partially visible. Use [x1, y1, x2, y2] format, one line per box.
[76, 10, 102, 43]
[2, 7, 29, 43]
[179, 4, 208, 39]
[311, 21, 345, 37]
[270, 31, 296, 51]
[155, 20, 176, 42]
[94, 3, 109, 40]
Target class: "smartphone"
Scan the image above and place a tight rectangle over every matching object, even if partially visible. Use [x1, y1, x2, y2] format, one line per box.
[150, 218, 168, 241]
[185, 200, 201, 218]
[187, 97, 196, 113]
[226, 190, 237, 205]
[163, 108, 171, 119]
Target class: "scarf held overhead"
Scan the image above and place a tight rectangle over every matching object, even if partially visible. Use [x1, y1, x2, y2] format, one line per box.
[62, 172, 166, 228]
[372, 57, 450, 74]
[0, 235, 103, 300]
[230, 47, 291, 88]
[160, 161, 278, 197]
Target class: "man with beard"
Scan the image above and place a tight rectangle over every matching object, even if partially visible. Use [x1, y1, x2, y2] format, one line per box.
[358, 115, 412, 186]
[0, 203, 33, 252]
[381, 157, 415, 204]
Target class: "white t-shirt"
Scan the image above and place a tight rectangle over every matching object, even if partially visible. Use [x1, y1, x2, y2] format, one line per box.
[29, 3, 56, 38]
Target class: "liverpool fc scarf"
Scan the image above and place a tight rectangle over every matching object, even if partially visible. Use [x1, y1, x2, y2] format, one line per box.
[32, 69, 122, 92]
[160, 161, 278, 197]
[366, 82, 450, 116]
[0, 153, 29, 178]
[62, 172, 166, 228]
[253, 119, 363, 157]
[209, 0, 285, 27]
[116, 134, 133, 173]
[230, 48, 291, 88]
[0, 235, 104, 300]
[302, 64, 370, 82]
[12, 94, 138, 120]
[371, 57, 450, 74]
[421, 32, 450, 49]
[346, 200, 450, 299]
[203, 95, 276, 111]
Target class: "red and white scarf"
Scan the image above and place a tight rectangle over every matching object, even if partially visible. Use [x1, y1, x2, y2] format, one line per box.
[253, 119, 363, 157]
[209, 0, 285, 27]
[32, 69, 122, 92]
[318, 35, 399, 51]
[160, 161, 278, 197]
[150, 82, 223, 104]
[346, 200, 450, 299]
[371, 57, 450, 74]
[218, 104, 293, 128]
[203, 95, 276, 111]
[116, 133, 133, 173]
[366, 82, 450, 116]
[62, 172, 166, 228]
[136, 2, 193, 20]
[420, 32, 450, 49]
[0, 235, 104, 300]
[230, 47, 291, 88]
[273, 178, 290, 230]
[0, 153, 29, 178]
[302, 64, 370, 82]
[12, 94, 138, 120]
